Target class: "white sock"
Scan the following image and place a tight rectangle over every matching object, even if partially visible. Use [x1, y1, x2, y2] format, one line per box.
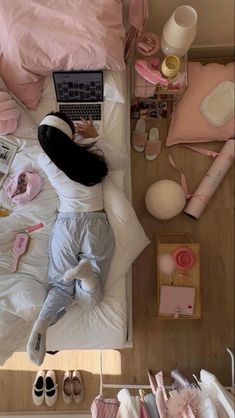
[63, 258, 97, 290]
[27, 318, 49, 366]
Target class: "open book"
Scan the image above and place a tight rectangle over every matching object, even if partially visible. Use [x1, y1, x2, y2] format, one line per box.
[0, 137, 18, 187]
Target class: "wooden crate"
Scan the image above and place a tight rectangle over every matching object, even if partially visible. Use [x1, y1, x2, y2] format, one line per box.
[156, 234, 201, 319]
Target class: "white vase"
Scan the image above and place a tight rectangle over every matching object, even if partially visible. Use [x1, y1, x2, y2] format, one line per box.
[161, 5, 198, 57]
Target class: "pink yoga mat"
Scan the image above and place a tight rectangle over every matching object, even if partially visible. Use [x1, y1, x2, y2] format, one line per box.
[184, 139, 235, 219]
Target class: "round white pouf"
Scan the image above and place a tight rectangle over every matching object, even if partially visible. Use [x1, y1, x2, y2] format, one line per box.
[145, 179, 186, 220]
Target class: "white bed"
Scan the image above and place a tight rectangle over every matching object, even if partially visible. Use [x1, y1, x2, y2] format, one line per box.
[0, 0, 150, 366]
[0, 66, 149, 365]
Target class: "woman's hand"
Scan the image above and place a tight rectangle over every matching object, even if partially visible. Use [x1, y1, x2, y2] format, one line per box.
[75, 117, 99, 138]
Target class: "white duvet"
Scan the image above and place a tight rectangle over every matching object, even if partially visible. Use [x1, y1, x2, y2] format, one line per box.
[0, 73, 149, 366]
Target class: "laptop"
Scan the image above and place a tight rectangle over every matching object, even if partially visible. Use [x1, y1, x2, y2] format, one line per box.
[53, 70, 104, 134]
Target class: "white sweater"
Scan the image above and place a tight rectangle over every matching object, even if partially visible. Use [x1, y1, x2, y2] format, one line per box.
[37, 136, 128, 213]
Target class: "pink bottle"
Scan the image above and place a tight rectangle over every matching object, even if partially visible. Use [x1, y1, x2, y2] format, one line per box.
[11, 233, 30, 272]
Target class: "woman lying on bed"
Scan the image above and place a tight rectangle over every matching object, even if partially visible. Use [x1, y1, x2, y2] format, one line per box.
[27, 111, 127, 366]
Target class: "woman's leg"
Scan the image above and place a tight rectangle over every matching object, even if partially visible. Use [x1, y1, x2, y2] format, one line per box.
[27, 214, 82, 365]
[64, 257, 97, 289]
[65, 213, 115, 310]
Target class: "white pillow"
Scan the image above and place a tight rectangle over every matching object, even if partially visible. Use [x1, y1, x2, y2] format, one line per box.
[103, 177, 150, 275]
[104, 70, 125, 103]
[42, 71, 125, 104]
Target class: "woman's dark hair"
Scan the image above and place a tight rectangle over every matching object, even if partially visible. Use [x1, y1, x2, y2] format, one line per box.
[38, 112, 108, 186]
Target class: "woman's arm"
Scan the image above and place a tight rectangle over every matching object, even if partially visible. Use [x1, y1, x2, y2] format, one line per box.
[75, 119, 128, 170]
[37, 153, 69, 191]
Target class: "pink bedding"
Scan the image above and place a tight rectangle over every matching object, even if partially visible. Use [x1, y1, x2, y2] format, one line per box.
[0, 0, 126, 109]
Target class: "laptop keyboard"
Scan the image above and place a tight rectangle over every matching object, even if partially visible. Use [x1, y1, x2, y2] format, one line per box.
[59, 104, 102, 121]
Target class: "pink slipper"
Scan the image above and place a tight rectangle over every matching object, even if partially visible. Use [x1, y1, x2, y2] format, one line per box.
[145, 127, 161, 160]
[135, 60, 168, 87]
[132, 119, 148, 152]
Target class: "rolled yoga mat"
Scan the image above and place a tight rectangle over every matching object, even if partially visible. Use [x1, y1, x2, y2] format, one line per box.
[184, 139, 235, 219]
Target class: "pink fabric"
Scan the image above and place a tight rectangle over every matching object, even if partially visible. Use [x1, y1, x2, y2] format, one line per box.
[140, 400, 151, 418]
[4, 170, 43, 204]
[0, 91, 20, 135]
[125, 0, 149, 57]
[148, 370, 168, 418]
[128, 0, 149, 30]
[166, 62, 235, 147]
[91, 395, 120, 418]
[182, 405, 196, 418]
[167, 388, 201, 417]
[0, 0, 125, 109]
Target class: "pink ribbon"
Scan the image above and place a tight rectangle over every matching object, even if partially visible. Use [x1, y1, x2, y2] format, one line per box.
[167, 143, 233, 200]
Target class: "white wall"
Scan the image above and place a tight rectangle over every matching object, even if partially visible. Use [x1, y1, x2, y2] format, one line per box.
[146, 0, 235, 48]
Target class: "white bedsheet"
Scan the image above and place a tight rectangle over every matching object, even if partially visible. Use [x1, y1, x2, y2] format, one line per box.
[0, 70, 149, 365]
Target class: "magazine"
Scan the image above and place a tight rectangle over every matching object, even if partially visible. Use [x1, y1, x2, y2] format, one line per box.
[0, 137, 18, 187]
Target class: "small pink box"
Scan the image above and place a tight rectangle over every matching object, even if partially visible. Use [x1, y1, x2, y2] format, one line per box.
[159, 285, 195, 318]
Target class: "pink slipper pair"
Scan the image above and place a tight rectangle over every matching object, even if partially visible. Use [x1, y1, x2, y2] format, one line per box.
[132, 119, 161, 160]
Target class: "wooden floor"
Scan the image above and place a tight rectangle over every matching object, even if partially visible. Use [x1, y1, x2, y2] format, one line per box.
[0, 67, 234, 414]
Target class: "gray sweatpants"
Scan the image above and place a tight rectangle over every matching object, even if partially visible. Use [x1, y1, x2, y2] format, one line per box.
[39, 212, 115, 325]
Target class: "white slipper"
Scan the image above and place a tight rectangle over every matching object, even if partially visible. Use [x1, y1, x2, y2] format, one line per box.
[144, 127, 161, 160]
[72, 370, 84, 404]
[32, 370, 45, 406]
[132, 119, 148, 152]
[45, 370, 58, 407]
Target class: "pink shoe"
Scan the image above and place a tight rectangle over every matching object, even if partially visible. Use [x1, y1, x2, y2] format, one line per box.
[135, 60, 168, 87]
[145, 127, 161, 161]
[132, 119, 148, 152]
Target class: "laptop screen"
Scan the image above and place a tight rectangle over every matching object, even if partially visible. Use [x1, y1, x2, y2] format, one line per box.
[53, 71, 103, 103]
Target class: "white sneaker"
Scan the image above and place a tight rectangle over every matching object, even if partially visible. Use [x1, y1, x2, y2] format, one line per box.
[62, 371, 73, 404]
[32, 370, 45, 406]
[45, 370, 58, 407]
[72, 370, 84, 404]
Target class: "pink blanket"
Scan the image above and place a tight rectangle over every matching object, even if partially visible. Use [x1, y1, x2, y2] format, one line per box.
[0, 0, 125, 109]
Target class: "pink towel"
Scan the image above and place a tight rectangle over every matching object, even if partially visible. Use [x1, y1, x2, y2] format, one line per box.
[0, 91, 20, 135]
[91, 395, 120, 418]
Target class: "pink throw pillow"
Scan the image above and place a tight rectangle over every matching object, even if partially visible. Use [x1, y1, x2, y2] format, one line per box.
[0, 91, 20, 134]
[166, 62, 235, 146]
[0, 62, 44, 110]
